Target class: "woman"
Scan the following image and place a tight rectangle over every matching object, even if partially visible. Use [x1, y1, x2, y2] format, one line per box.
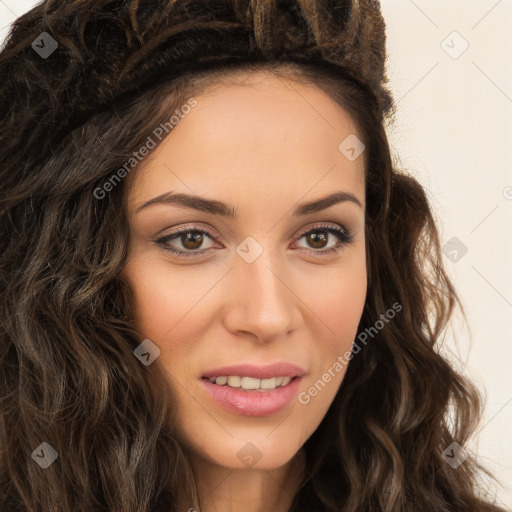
[0, 1, 506, 511]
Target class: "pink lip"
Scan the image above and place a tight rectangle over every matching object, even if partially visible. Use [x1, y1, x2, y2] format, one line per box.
[201, 376, 303, 417]
[201, 362, 306, 380]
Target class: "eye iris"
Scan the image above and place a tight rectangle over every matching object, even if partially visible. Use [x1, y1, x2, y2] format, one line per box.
[307, 231, 328, 249]
[182, 231, 203, 250]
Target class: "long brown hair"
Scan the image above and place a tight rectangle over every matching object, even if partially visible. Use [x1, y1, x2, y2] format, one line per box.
[0, 1, 506, 511]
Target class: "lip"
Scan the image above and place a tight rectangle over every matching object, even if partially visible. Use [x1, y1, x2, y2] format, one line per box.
[201, 376, 303, 417]
[201, 362, 306, 380]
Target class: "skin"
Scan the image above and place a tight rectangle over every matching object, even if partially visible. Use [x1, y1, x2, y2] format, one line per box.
[120, 72, 367, 512]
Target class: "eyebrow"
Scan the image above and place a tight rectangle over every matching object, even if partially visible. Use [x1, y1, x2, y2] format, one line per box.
[135, 190, 363, 216]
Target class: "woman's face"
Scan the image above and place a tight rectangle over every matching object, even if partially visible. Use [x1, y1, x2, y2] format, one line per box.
[121, 73, 367, 472]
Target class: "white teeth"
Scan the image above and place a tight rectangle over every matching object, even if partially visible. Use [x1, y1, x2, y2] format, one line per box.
[281, 376, 292, 386]
[207, 375, 294, 390]
[260, 377, 277, 389]
[227, 376, 241, 388]
[241, 376, 260, 390]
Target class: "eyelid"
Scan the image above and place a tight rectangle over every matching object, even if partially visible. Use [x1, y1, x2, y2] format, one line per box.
[158, 221, 346, 242]
[156, 222, 218, 239]
[155, 221, 352, 257]
[292, 221, 346, 240]
[289, 222, 352, 252]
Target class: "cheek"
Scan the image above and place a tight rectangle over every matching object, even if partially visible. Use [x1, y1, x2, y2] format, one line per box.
[304, 248, 367, 350]
[327, 272, 367, 352]
[129, 278, 175, 338]
[298, 254, 367, 409]
[121, 261, 210, 341]
[120, 260, 222, 384]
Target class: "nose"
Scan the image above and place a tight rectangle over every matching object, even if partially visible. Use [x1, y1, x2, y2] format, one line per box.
[222, 246, 301, 343]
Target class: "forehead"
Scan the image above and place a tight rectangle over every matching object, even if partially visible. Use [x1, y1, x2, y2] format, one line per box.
[128, 74, 365, 208]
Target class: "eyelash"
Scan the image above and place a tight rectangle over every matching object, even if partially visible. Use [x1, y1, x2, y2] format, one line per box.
[154, 223, 354, 259]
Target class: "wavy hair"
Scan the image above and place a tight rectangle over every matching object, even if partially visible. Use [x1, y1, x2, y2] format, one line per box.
[0, 1, 506, 511]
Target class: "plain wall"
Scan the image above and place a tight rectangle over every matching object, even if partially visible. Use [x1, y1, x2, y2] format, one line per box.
[1, 0, 511, 507]
[380, 1, 512, 508]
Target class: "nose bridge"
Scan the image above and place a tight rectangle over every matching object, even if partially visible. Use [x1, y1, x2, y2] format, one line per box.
[224, 240, 298, 340]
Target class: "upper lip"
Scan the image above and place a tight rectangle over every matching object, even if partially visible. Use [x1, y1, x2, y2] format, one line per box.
[201, 362, 306, 380]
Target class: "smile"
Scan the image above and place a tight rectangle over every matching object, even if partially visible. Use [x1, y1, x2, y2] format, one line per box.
[204, 375, 293, 391]
[201, 376, 303, 417]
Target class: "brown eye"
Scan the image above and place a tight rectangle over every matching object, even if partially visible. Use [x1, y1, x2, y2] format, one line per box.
[155, 223, 353, 259]
[180, 231, 205, 250]
[293, 224, 353, 256]
[155, 228, 216, 257]
[304, 230, 329, 249]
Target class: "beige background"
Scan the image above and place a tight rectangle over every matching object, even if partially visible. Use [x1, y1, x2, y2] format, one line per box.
[1, 0, 511, 508]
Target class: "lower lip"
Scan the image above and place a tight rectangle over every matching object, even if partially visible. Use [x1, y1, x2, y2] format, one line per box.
[200, 377, 303, 417]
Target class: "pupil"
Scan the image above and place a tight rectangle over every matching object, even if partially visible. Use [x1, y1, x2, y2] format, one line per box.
[308, 231, 327, 249]
[183, 232, 202, 250]
[179, 230, 329, 251]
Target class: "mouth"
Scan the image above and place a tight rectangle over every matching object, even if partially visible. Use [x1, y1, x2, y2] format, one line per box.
[200, 375, 303, 417]
[199, 362, 306, 416]
[201, 362, 305, 382]
[201, 375, 301, 392]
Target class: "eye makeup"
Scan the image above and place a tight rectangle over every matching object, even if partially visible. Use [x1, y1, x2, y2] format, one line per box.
[153, 222, 355, 259]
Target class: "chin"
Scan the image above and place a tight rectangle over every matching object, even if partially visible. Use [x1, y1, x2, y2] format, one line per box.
[191, 434, 305, 472]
